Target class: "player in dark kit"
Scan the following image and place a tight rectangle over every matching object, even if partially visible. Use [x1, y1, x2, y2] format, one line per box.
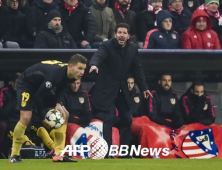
[9, 54, 87, 163]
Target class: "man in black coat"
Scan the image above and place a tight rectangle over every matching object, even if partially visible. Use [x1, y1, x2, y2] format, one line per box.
[147, 73, 183, 129]
[167, 0, 192, 35]
[26, 0, 58, 41]
[59, 0, 97, 49]
[180, 80, 215, 126]
[89, 23, 152, 157]
[34, 10, 77, 49]
[113, 0, 137, 41]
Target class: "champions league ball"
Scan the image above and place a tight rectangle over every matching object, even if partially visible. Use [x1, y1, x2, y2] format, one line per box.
[87, 135, 108, 159]
[45, 109, 65, 129]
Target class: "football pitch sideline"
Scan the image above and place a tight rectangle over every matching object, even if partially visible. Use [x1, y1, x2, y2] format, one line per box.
[0, 159, 222, 170]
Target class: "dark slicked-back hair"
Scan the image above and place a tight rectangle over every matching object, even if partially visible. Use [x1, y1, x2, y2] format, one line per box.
[68, 54, 87, 65]
[115, 23, 130, 34]
[191, 80, 204, 90]
[159, 72, 172, 81]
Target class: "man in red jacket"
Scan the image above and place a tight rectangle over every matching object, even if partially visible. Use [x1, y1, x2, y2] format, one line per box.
[181, 9, 221, 49]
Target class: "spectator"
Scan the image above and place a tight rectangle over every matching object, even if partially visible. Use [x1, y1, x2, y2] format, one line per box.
[199, 0, 222, 48]
[132, 0, 149, 14]
[168, 0, 191, 35]
[162, 0, 205, 13]
[6, 0, 32, 48]
[26, 0, 58, 42]
[0, 0, 19, 48]
[137, 0, 162, 42]
[143, 10, 180, 49]
[59, 0, 97, 49]
[34, 10, 77, 48]
[180, 80, 215, 126]
[62, 79, 92, 127]
[181, 9, 221, 49]
[146, 73, 183, 129]
[2, 0, 29, 14]
[183, 0, 205, 13]
[113, 0, 137, 41]
[89, 0, 116, 48]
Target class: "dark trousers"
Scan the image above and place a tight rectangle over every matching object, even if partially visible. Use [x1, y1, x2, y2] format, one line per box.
[94, 93, 132, 154]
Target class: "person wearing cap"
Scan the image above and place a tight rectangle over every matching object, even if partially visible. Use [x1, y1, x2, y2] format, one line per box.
[34, 10, 77, 48]
[181, 9, 221, 49]
[199, 0, 222, 47]
[143, 10, 180, 49]
[168, 0, 192, 35]
[136, 0, 162, 42]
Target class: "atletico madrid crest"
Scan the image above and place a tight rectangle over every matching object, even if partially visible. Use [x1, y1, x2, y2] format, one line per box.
[170, 98, 176, 105]
[134, 97, 140, 103]
[79, 97, 84, 104]
[182, 128, 218, 158]
[188, 1, 193, 7]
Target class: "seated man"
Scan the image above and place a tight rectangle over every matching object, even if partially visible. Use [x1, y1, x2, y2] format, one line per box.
[89, 0, 116, 48]
[34, 10, 77, 49]
[147, 73, 183, 129]
[143, 10, 180, 49]
[181, 9, 221, 49]
[26, 0, 58, 42]
[136, 0, 162, 42]
[180, 80, 215, 126]
[168, 0, 191, 35]
[114, 75, 145, 128]
[113, 0, 137, 41]
[59, 0, 97, 49]
[199, 0, 222, 47]
[62, 79, 92, 127]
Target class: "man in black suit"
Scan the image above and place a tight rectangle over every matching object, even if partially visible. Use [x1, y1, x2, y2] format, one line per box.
[89, 23, 152, 157]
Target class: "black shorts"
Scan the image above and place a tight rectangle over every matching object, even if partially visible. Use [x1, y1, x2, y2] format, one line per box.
[16, 79, 36, 111]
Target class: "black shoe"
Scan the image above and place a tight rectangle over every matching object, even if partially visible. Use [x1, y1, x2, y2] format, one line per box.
[9, 155, 22, 163]
[53, 155, 77, 162]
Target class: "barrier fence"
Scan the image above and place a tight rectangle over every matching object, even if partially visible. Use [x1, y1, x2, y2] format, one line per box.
[1, 49, 222, 82]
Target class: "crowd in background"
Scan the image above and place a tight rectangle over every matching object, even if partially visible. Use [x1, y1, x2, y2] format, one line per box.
[1, 0, 222, 49]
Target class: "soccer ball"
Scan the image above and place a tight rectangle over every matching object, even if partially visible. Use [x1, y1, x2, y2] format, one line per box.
[45, 109, 65, 129]
[87, 135, 108, 159]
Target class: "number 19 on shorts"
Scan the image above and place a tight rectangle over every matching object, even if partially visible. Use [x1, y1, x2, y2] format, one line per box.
[21, 92, 30, 107]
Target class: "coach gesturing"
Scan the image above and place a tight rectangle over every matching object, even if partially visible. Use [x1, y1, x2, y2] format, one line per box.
[89, 23, 152, 158]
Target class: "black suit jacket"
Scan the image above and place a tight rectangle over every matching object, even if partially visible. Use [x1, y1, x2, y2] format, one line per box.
[89, 38, 148, 111]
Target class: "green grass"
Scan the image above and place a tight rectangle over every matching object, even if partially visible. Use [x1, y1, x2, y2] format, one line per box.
[0, 159, 222, 170]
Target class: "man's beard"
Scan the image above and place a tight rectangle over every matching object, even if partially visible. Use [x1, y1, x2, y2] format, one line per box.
[48, 23, 63, 34]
